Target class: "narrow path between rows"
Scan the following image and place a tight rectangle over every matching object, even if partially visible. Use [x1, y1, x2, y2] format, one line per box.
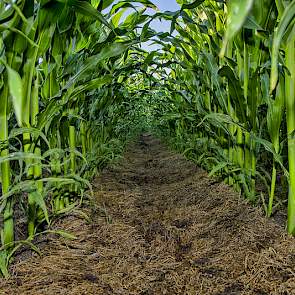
[1, 134, 295, 294]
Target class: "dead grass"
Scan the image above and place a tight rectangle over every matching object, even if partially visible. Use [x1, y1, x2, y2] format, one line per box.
[0, 134, 294, 295]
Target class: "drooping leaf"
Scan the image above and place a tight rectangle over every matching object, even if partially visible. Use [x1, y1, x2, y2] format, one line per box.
[181, 0, 204, 11]
[220, 0, 254, 57]
[72, 0, 113, 29]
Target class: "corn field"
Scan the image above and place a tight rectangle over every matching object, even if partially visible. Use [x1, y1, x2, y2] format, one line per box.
[0, 0, 295, 280]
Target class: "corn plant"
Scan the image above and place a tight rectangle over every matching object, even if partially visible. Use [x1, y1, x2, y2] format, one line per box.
[150, 0, 295, 234]
[0, 0, 159, 277]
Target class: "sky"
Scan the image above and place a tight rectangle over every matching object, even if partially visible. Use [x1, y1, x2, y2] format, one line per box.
[153, 0, 180, 10]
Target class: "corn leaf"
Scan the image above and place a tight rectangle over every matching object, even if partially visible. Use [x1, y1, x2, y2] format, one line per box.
[6, 66, 24, 127]
[220, 0, 254, 57]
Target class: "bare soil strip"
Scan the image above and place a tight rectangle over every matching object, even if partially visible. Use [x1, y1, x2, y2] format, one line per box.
[1, 134, 295, 294]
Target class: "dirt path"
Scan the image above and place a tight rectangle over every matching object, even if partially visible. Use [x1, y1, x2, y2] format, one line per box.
[1, 134, 295, 294]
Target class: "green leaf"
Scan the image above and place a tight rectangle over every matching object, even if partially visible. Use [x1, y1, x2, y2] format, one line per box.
[197, 112, 241, 137]
[111, 8, 128, 27]
[71, 75, 113, 97]
[91, 41, 131, 63]
[243, 15, 264, 30]
[209, 161, 230, 177]
[8, 241, 41, 258]
[220, 0, 254, 57]
[0, 251, 9, 278]
[218, 65, 246, 122]
[10, 127, 51, 149]
[69, 42, 133, 86]
[181, 0, 204, 10]
[0, 152, 43, 165]
[270, 1, 295, 92]
[6, 66, 24, 127]
[30, 190, 49, 225]
[45, 230, 77, 240]
[111, 0, 157, 14]
[72, 0, 113, 29]
[100, 0, 115, 10]
[251, 134, 288, 177]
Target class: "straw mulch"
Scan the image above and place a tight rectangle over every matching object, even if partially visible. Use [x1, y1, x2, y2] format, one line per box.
[0, 134, 294, 295]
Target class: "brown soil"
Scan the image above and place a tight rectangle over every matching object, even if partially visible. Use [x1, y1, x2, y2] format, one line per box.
[1, 134, 295, 295]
